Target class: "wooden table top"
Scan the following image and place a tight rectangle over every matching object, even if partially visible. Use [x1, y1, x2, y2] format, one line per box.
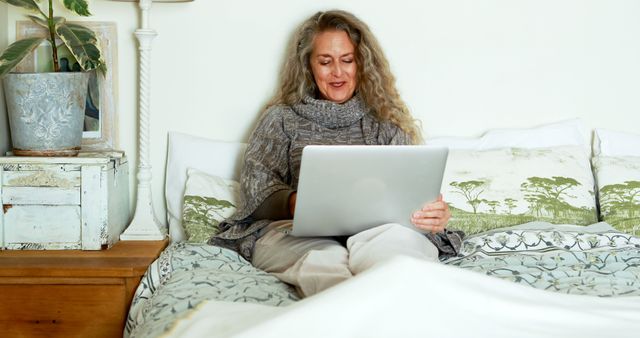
[0, 239, 169, 278]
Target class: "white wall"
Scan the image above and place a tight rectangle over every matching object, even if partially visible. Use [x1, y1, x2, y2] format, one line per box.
[0, 3, 9, 155]
[6, 0, 640, 224]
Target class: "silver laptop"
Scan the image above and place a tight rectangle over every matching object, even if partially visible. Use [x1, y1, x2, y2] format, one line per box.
[290, 145, 449, 237]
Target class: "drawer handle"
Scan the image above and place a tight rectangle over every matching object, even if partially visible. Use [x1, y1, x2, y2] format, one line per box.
[3, 204, 12, 214]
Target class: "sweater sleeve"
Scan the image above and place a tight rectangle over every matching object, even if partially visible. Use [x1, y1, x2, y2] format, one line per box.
[237, 106, 294, 221]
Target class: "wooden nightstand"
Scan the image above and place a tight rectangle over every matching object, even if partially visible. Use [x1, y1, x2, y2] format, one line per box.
[0, 239, 168, 338]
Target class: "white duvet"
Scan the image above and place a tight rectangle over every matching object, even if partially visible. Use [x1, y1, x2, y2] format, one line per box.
[163, 254, 640, 338]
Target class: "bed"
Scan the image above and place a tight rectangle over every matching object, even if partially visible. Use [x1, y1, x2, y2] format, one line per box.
[124, 119, 640, 338]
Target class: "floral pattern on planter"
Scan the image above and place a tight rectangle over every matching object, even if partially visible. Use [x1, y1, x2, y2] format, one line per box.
[3, 73, 88, 154]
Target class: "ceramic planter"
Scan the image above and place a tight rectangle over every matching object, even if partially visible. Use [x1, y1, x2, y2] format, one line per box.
[3, 72, 89, 156]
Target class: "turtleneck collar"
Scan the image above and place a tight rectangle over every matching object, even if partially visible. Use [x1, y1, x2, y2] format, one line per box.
[292, 94, 367, 129]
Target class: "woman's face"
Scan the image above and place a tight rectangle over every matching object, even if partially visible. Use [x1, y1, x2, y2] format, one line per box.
[310, 30, 357, 104]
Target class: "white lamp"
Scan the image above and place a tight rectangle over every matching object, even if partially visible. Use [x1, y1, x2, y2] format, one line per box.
[110, 0, 193, 240]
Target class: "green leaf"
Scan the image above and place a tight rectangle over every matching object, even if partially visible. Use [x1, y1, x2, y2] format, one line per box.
[56, 23, 105, 73]
[1, 0, 41, 12]
[62, 0, 91, 17]
[52, 16, 67, 27]
[28, 15, 66, 29]
[0, 37, 45, 78]
[27, 15, 48, 28]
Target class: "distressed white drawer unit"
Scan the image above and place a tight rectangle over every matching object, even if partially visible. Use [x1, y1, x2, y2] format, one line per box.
[0, 153, 130, 250]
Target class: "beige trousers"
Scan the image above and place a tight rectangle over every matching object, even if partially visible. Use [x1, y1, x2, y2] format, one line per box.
[252, 221, 439, 297]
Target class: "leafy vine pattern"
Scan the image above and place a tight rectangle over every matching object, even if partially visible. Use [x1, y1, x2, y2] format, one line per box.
[125, 243, 299, 338]
[445, 229, 640, 297]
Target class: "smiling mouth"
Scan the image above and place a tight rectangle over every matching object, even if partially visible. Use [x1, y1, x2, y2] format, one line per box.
[329, 81, 346, 88]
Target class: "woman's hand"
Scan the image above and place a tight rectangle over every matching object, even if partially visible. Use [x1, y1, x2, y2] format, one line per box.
[289, 192, 297, 218]
[411, 194, 451, 234]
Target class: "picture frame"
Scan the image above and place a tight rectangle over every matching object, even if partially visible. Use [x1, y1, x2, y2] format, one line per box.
[15, 21, 119, 150]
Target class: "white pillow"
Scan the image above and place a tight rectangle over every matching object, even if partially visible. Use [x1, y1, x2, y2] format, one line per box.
[442, 145, 598, 235]
[165, 132, 246, 242]
[182, 168, 239, 243]
[427, 118, 589, 152]
[593, 129, 640, 157]
[591, 156, 640, 235]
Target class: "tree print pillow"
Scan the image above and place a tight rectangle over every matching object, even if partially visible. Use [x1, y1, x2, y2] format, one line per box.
[182, 168, 239, 243]
[441, 146, 597, 235]
[592, 156, 640, 236]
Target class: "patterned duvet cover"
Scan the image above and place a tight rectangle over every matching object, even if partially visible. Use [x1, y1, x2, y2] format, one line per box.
[444, 222, 640, 296]
[125, 222, 640, 337]
[125, 243, 299, 338]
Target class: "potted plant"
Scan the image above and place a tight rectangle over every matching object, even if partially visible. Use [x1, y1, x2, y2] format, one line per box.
[0, 0, 105, 156]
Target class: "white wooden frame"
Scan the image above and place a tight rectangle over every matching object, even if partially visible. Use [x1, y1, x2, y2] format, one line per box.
[15, 21, 119, 150]
[0, 155, 129, 250]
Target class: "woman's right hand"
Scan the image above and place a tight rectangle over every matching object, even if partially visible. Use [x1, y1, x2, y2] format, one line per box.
[410, 194, 450, 234]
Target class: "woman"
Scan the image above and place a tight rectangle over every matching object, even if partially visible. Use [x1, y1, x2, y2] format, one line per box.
[210, 10, 457, 297]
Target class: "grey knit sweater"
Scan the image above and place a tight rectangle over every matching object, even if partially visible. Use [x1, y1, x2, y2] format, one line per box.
[208, 95, 411, 259]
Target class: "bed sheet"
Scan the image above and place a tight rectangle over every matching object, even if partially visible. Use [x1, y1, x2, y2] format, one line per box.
[444, 222, 640, 297]
[125, 243, 299, 338]
[126, 222, 640, 338]
[164, 255, 640, 338]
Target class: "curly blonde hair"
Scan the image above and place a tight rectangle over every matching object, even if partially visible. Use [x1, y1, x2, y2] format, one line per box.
[267, 10, 423, 144]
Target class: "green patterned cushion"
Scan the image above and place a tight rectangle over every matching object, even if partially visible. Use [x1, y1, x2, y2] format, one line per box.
[182, 168, 239, 243]
[442, 146, 597, 235]
[592, 156, 640, 235]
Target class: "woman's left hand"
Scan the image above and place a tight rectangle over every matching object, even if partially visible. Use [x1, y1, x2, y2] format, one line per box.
[411, 194, 451, 234]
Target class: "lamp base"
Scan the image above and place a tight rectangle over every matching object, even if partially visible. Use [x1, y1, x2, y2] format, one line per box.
[120, 186, 167, 241]
[120, 224, 166, 241]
